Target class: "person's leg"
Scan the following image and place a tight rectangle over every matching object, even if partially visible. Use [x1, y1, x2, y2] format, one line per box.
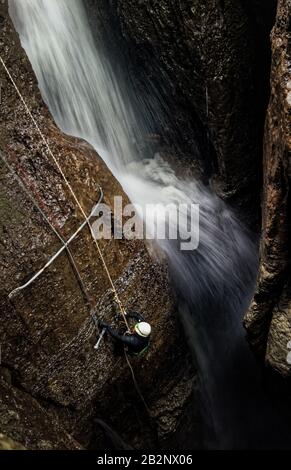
[112, 338, 124, 357]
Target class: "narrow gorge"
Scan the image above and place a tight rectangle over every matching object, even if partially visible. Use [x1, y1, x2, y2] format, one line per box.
[0, 0, 290, 451]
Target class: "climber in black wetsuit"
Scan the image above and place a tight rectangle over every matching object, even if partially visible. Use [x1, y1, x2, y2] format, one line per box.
[98, 311, 151, 356]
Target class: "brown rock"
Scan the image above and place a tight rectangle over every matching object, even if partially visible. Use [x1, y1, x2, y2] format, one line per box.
[0, 380, 81, 450]
[244, 0, 291, 376]
[0, 0, 198, 449]
[0, 433, 25, 451]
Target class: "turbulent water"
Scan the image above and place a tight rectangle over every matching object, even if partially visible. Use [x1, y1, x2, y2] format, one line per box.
[9, 0, 290, 449]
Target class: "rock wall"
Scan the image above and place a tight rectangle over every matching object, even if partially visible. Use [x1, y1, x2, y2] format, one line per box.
[244, 0, 291, 376]
[0, 0, 199, 449]
[85, 0, 277, 218]
[0, 378, 81, 450]
[85, 0, 291, 381]
[1, 0, 290, 451]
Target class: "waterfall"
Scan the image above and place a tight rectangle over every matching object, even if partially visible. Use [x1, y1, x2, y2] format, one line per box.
[9, 0, 288, 449]
[8, 0, 143, 172]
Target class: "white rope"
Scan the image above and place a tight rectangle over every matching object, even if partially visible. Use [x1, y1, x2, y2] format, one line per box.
[0, 57, 150, 403]
[0, 151, 104, 311]
[0, 56, 129, 330]
[8, 189, 103, 298]
[1, 60, 151, 413]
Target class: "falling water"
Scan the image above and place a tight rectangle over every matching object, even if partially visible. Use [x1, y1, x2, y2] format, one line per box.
[9, 0, 291, 449]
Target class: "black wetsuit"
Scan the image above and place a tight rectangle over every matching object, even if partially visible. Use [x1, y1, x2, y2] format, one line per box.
[106, 311, 150, 355]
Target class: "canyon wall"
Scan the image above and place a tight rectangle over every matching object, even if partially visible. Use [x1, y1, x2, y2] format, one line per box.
[86, 0, 277, 218]
[0, 0, 290, 451]
[86, 0, 291, 378]
[244, 0, 291, 376]
[0, 0, 199, 449]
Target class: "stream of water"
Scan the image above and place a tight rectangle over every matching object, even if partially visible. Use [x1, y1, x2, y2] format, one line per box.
[9, 0, 291, 449]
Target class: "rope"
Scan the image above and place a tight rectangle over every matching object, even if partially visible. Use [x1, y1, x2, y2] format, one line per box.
[124, 349, 151, 415]
[0, 150, 100, 307]
[1, 57, 150, 410]
[0, 56, 129, 331]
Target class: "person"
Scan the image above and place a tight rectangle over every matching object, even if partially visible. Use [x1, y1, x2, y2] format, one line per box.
[98, 311, 151, 356]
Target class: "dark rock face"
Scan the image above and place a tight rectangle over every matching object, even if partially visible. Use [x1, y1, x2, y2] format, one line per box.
[0, 378, 81, 450]
[85, 1, 291, 381]
[85, 0, 277, 217]
[84, 0, 291, 382]
[0, 0, 199, 450]
[0, 0, 289, 451]
[244, 0, 291, 376]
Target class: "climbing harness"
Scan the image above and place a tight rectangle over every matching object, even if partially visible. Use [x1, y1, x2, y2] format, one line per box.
[130, 343, 150, 358]
[0, 55, 129, 331]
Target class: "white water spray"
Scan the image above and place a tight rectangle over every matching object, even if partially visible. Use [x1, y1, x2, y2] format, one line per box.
[11, 0, 285, 449]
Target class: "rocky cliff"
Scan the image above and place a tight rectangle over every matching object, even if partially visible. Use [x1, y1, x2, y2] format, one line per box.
[85, 0, 277, 218]
[85, 0, 291, 379]
[0, 0, 199, 450]
[1, 0, 290, 452]
[244, 0, 291, 376]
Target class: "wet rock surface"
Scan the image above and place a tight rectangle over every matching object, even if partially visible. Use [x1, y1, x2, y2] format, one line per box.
[0, 0, 290, 451]
[85, 0, 277, 218]
[244, 0, 291, 376]
[86, 0, 291, 382]
[0, 0, 199, 449]
[0, 377, 81, 450]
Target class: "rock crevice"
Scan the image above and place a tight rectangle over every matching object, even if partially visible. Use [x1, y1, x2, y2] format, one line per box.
[244, 0, 291, 376]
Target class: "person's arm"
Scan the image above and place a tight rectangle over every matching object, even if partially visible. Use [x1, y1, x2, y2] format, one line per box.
[107, 326, 140, 349]
[125, 310, 144, 322]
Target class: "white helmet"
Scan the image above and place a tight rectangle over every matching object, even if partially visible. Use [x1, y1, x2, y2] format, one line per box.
[135, 322, 151, 338]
